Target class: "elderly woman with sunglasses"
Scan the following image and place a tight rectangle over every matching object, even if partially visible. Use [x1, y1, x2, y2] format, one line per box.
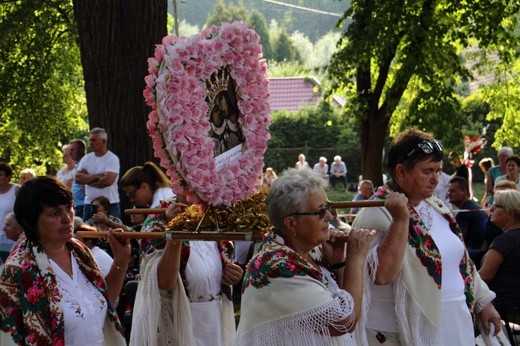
[235, 168, 376, 346]
[352, 128, 501, 345]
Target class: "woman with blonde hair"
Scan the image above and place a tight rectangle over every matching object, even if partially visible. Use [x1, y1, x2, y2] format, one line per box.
[479, 189, 520, 312]
[262, 167, 278, 188]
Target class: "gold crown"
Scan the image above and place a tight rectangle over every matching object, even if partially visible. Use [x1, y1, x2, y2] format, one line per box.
[206, 68, 231, 114]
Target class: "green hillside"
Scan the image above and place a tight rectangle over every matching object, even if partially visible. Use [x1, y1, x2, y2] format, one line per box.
[173, 0, 350, 41]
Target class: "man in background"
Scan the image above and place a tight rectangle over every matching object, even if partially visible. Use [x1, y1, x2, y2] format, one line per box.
[350, 180, 374, 215]
[69, 139, 86, 219]
[329, 155, 347, 190]
[75, 128, 121, 220]
[447, 176, 488, 267]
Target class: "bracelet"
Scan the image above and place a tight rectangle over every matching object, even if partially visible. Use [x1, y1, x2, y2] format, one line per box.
[112, 262, 127, 272]
[328, 261, 346, 270]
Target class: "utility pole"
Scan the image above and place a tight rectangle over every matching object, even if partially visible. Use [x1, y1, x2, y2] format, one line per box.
[172, 0, 179, 36]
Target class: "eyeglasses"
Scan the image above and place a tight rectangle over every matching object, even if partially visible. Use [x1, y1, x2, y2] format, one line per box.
[405, 140, 443, 159]
[125, 187, 138, 199]
[287, 202, 332, 219]
[491, 204, 505, 210]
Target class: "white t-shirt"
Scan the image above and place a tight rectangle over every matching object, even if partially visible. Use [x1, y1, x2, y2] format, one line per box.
[77, 151, 120, 204]
[151, 187, 175, 208]
[0, 184, 17, 252]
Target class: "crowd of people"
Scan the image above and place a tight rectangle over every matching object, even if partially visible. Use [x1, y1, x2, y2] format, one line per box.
[0, 126, 519, 345]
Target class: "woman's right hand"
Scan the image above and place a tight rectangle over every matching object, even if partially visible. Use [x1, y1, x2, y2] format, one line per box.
[165, 202, 188, 221]
[384, 191, 410, 221]
[346, 228, 376, 260]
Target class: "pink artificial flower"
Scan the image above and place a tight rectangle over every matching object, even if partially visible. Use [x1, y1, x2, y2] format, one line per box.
[144, 21, 270, 206]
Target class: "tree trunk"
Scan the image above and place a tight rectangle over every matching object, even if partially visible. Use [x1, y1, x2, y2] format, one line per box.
[360, 110, 389, 187]
[72, 0, 167, 176]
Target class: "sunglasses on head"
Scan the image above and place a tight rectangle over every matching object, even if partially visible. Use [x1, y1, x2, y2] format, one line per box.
[287, 202, 332, 219]
[405, 139, 443, 159]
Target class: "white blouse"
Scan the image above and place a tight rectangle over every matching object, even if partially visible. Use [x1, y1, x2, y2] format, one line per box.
[50, 254, 107, 346]
[184, 241, 225, 346]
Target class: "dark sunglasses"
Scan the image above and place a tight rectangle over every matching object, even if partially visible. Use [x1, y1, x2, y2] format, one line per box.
[405, 139, 443, 159]
[287, 202, 332, 219]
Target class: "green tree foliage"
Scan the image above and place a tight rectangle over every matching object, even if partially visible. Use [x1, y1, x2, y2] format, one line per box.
[0, 1, 88, 175]
[482, 59, 520, 149]
[205, 2, 275, 60]
[205, 0, 247, 27]
[180, 0, 348, 42]
[328, 0, 520, 185]
[272, 28, 302, 63]
[247, 9, 273, 60]
[290, 31, 314, 66]
[266, 102, 360, 175]
[309, 31, 342, 69]
[267, 61, 310, 77]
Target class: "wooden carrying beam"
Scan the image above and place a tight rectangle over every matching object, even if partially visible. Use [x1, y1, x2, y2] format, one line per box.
[85, 200, 387, 242]
[75, 230, 352, 242]
[76, 230, 266, 242]
[124, 199, 386, 215]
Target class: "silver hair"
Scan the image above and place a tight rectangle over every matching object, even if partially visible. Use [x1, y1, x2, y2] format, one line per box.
[498, 146, 513, 156]
[5, 212, 18, 227]
[89, 127, 108, 140]
[494, 189, 520, 221]
[266, 168, 327, 231]
[359, 179, 374, 189]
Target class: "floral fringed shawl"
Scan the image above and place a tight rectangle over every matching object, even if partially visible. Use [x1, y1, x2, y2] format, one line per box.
[0, 238, 123, 345]
[130, 205, 236, 346]
[235, 233, 357, 346]
[352, 181, 495, 345]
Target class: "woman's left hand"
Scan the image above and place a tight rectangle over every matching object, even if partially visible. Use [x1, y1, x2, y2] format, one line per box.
[222, 260, 244, 286]
[322, 228, 346, 265]
[107, 228, 131, 268]
[92, 212, 109, 225]
[479, 303, 502, 336]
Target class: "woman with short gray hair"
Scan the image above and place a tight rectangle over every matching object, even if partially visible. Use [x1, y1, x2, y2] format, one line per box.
[235, 168, 375, 345]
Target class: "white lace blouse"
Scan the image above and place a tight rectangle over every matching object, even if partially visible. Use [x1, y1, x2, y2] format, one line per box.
[50, 254, 107, 346]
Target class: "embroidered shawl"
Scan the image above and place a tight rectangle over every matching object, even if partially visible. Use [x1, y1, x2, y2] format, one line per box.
[0, 238, 124, 345]
[235, 233, 356, 346]
[352, 181, 495, 345]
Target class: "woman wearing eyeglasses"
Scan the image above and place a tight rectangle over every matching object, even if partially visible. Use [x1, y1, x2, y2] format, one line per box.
[352, 128, 502, 345]
[234, 168, 376, 345]
[479, 189, 520, 315]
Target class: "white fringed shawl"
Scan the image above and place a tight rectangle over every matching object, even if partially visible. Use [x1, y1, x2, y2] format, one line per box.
[129, 250, 195, 345]
[129, 249, 236, 346]
[235, 234, 357, 346]
[352, 194, 496, 346]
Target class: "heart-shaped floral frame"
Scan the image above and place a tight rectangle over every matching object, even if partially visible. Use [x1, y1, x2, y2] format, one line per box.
[144, 21, 271, 206]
